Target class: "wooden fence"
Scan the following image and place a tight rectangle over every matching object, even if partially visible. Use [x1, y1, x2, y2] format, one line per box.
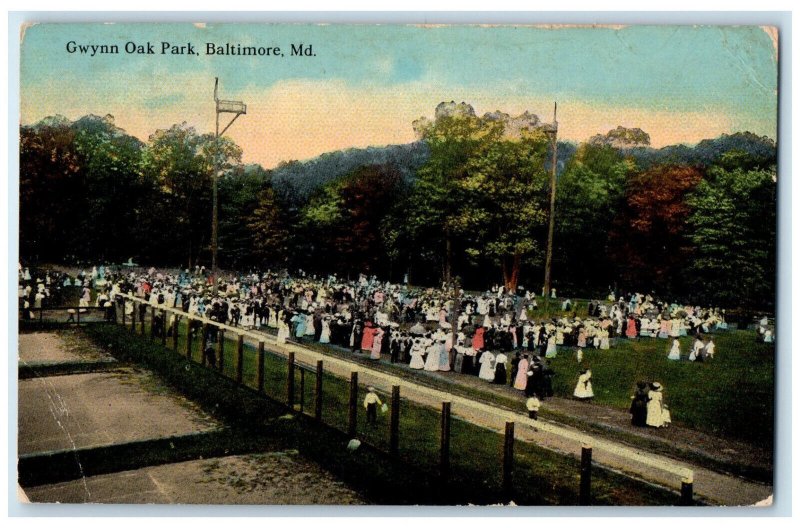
[102, 293, 695, 505]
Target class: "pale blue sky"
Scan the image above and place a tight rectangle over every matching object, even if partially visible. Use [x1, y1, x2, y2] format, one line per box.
[20, 23, 778, 167]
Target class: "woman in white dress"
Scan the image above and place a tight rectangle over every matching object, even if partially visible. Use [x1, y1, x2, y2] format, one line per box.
[437, 341, 451, 372]
[319, 318, 331, 344]
[277, 314, 290, 344]
[573, 368, 594, 400]
[424, 341, 441, 371]
[667, 338, 681, 360]
[646, 382, 669, 427]
[545, 334, 557, 358]
[409, 339, 426, 369]
[305, 312, 316, 336]
[478, 351, 496, 381]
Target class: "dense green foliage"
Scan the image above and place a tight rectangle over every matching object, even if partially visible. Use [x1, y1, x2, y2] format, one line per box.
[20, 111, 777, 308]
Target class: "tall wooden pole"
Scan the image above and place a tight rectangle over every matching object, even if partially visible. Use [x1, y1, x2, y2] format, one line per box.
[543, 102, 558, 299]
[211, 78, 220, 296]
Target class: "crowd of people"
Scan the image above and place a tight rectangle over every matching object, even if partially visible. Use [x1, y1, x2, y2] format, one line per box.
[629, 381, 672, 429]
[19, 262, 761, 430]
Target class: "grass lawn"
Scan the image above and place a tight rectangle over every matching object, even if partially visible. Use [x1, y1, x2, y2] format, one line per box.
[79, 318, 682, 505]
[117, 303, 774, 447]
[546, 331, 775, 445]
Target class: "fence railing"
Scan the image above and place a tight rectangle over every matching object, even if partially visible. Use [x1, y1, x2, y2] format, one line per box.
[107, 292, 695, 505]
[22, 305, 116, 326]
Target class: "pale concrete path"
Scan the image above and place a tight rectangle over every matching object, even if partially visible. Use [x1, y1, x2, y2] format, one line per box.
[121, 296, 776, 506]
[24, 453, 365, 505]
[19, 331, 112, 364]
[18, 371, 218, 454]
[18, 331, 218, 455]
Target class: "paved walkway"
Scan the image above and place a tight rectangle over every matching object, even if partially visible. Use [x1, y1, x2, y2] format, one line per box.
[18, 330, 363, 505]
[24, 453, 364, 505]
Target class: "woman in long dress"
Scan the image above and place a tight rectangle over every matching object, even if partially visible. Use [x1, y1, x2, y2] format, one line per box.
[478, 351, 496, 381]
[646, 382, 668, 427]
[545, 334, 557, 358]
[493, 352, 507, 384]
[668, 317, 680, 338]
[319, 318, 331, 344]
[667, 338, 681, 360]
[573, 368, 594, 400]
[424, 341, 441, 371]
[625, 317, 638, 339]
[371, 327, 384, 360]
[277, 314, 290, 344]
[409, 339, 426, 369]
[437, 341, 451, 372]
[629, 381, 649, 426]
[513, 355, 530, 390]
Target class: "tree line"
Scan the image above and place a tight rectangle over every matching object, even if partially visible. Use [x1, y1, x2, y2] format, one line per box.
[19, 109, 776, 309]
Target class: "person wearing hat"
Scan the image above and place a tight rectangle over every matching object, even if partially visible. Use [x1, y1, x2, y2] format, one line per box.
[646, 382, 669, 428]
[667, 337, 681, 360]
[526, 394, 541, 425]
[629, 381, 650, 426]
[703, 336, 716, 359]
[573, 368, 594, 401]
[363, 387, 383, 425]
[689, 335, 704, 362]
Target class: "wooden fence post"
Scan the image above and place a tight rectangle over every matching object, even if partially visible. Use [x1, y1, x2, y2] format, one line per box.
[121, 302, 126, 326]
[160, 310, 167, 346]
[680, 475, 694, 506]
[217, 329, 225, 372]
[503, 421, 515, 499]
[299, 369, 306, 413]
[139, 304, 146, 335]
[348, 372, 358, 437]
[440, 401, 451, 480]
[236, 334, 244, 384]
[149, 307, 155, 339]
[201, 323, 209, 366]
[287, 352, 296, 408]
[579, 443, 592, 506]
[172, 316, 179, 351]
[185, 319, 193, 359]
[390, 385, 400, 457]
[130, 301, 136, 333]
[314, 360, 323, 421]
[257, 341, 265, 392]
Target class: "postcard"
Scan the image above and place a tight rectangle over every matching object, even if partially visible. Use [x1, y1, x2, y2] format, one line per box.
[16, 21, 778, 508]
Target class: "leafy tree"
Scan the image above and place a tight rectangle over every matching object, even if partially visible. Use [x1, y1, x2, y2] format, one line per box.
[686, 166, 776, 308]
[139, 123, 242, 266]
[301, 164, 404, 277]
[20, 117, 82, 262]
[407, 103, 551, 289]
[459, 126, 551, 290]
[20, 114, 148, 264]
[553, 143, 634, 294]
[247, 183, 298, 269]
[608, 165, 703, 295]
[406, 103, 494, 284]
[218, 164, 270, 270]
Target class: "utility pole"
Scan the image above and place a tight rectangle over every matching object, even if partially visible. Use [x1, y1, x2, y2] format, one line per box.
[542, 102, 558, 302]
[211, 77, 246, 296]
